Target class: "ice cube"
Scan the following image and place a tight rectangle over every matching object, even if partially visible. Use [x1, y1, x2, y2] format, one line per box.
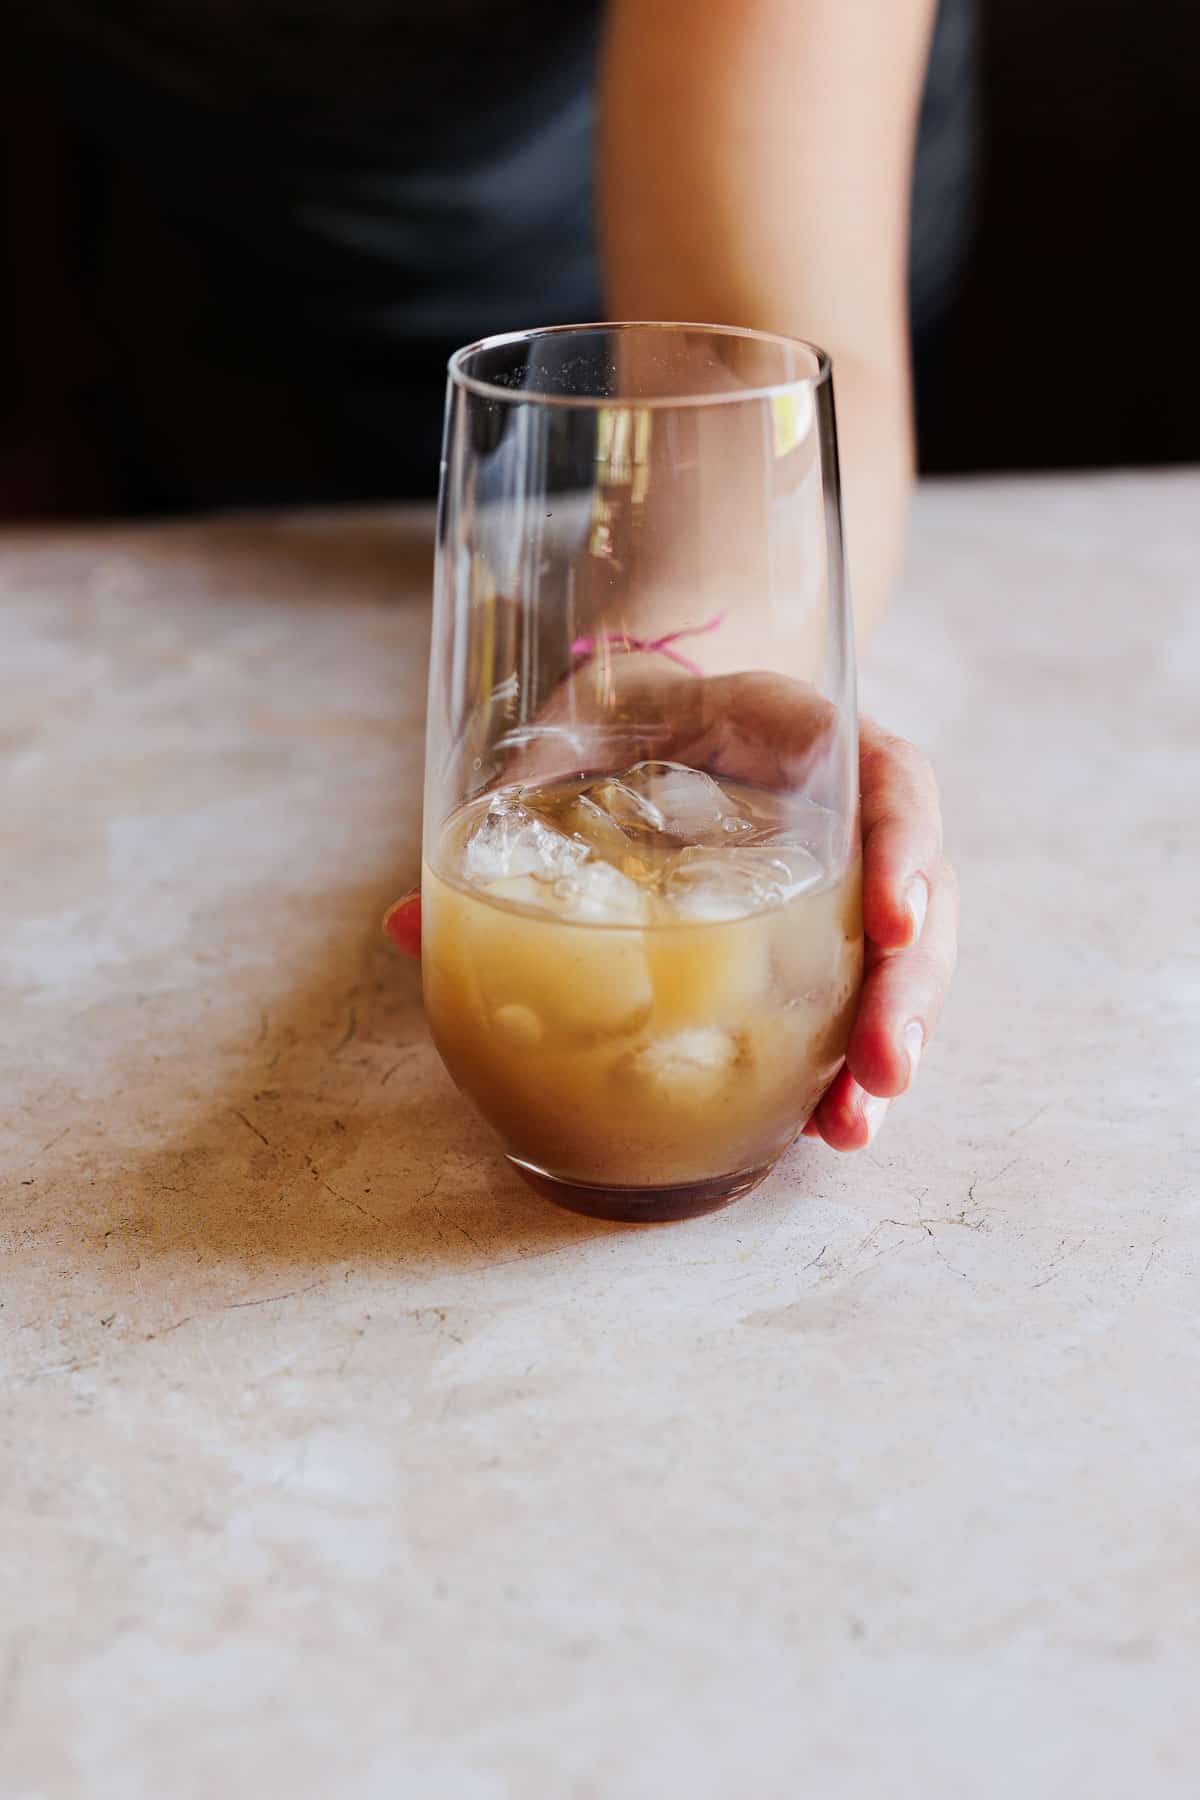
[647, 909, 772, 1025]
[462, 792, 587, 885]
[742, 798, 844, 862]
[551, 859, 648, 925]
[586, 775, 666, 836]
[486, 861, 647, 926]
[769, 863, 859, 1001]
[490, 1003, 545, 1049]
[562, 793, 641, 865]
[661, 846, 815, 921]
[465, 880, 652, 1038]
[620, 1027, 743, 1106]
[741, 1006, 833, 1121]
[587, 761, 753, 844]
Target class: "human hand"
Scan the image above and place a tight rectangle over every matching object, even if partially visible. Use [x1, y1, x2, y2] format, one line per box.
[800, 717, 957, 1150]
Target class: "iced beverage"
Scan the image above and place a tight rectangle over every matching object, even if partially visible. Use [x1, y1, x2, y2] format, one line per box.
[422, 761, 862, 1220]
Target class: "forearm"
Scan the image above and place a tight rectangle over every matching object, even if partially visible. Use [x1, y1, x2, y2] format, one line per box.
[598, 0, 935, 640]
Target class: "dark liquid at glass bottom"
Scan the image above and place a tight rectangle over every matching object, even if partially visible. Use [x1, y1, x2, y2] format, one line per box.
[509, 1157, 773, 1223]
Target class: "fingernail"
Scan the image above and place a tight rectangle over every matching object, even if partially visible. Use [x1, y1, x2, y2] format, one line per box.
[382, 890, 422, 956]
[862, 1094, 890, 1142]
[902, 1020, 925, 1088]
[905, 876, 929, 944]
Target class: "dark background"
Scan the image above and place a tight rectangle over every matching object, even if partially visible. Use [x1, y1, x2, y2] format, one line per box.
[924, 0, 1199, 474]
[2, 0, 1197, 519]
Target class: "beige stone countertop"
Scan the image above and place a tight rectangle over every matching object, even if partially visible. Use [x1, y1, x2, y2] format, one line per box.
[2, 472, 1198, 1798]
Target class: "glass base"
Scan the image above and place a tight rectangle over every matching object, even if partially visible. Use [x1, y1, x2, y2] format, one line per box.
[508, 1157, 773, 1223]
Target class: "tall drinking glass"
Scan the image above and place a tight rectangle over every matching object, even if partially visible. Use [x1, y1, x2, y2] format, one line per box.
[422, 323, 861, 1222]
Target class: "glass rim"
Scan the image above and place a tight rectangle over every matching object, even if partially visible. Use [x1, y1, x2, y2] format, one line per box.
[447, 320, 832, 411]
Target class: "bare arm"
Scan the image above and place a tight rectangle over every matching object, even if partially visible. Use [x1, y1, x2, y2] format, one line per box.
[598, 0, 937, 639]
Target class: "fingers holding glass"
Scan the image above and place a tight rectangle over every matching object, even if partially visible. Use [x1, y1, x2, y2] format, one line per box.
[806, 856, 958, 1148]
[859, 718, 944, 952]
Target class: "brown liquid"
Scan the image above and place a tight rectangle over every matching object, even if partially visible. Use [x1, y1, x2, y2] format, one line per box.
[423, 766, 862, 1220]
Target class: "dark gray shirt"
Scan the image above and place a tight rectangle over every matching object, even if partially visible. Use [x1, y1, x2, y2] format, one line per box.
[18, 0, 975, 505]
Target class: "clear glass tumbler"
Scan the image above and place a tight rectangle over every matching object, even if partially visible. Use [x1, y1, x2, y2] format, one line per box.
[422, 323, 862, 1222]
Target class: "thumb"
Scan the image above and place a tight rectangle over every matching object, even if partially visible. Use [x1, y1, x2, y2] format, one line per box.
[382, 890, 422, 957]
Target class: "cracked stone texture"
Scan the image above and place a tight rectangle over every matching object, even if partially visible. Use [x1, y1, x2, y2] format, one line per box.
[2, 476, 1198, 1798]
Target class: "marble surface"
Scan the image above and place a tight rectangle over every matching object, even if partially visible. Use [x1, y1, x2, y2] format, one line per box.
[2, 473, 1198, 1798]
